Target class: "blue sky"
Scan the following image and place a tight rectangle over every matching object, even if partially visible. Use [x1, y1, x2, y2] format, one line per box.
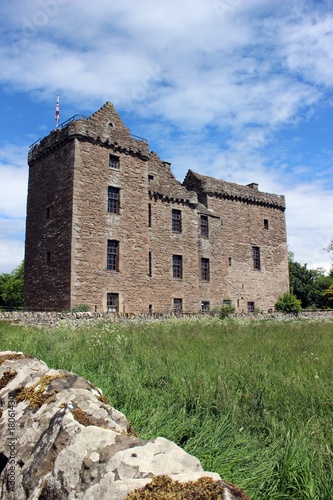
[0, 0, 332, 273]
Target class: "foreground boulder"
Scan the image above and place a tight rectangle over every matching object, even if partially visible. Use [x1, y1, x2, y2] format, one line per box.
[0, 351, 248, 499]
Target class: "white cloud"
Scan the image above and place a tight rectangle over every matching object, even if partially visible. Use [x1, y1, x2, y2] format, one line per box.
[280, 14, 333, 87]
[0, 236, 25, 274]
[0, 0, 332, 274]
[0, 145, 28, 218]
[0, 216, 25, 274]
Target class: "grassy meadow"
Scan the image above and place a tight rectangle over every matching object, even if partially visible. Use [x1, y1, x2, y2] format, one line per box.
[0, 316, 332, 499]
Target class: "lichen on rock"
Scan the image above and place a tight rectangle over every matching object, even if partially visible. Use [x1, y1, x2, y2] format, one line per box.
[0, 351, 248, 499]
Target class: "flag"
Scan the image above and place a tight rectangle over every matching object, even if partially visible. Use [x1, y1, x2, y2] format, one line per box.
[55, 95, 60, 127]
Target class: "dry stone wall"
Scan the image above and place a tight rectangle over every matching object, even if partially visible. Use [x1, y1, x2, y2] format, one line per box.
[1, 311, 332, 328]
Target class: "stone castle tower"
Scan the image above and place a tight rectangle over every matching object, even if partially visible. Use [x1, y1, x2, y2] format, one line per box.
[24, 102, 289, 313]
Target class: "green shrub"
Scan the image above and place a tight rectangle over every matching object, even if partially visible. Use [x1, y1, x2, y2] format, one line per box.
[275, 292, 302, 314]
[219, 304, 235, 319]
[70, 304, 91, 312]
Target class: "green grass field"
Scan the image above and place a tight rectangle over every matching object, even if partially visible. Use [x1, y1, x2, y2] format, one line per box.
[1, 317, 332, 499]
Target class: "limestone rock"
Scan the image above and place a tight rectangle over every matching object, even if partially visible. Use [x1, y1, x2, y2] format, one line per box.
[0, 351, 248, 499]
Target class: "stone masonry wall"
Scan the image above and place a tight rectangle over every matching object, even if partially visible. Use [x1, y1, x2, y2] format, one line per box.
[25, 102, 290, 314]
[1, 311, 333, 327]
[208, 196, 289, 312]
[183, 170, 289, 313]
[24, 141, 75, 311]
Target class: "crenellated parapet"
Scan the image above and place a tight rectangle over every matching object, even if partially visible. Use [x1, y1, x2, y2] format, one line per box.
[28, 102, 149, 165]
[183, 170, 286, 210]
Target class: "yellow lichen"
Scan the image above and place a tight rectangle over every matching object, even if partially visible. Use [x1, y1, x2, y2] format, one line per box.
[15, 374, 67, 410]
[97, 394, 110, 405]
[0, 370, 17, 390]
[0, 353, 24, 365]
[125, 475, 250, 500]
[71, 406, 95, 427]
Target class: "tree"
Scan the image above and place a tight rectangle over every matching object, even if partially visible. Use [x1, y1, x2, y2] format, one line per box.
[0, 261, 24, 310]
[0, 273, 10, 309]
[288, 253, 333, 309]
[322, 284, 333, 309]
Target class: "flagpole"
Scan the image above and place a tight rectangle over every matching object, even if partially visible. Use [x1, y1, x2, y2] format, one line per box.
[55, 95, 60, 129]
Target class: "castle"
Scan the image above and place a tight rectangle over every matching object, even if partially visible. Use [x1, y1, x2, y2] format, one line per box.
[24, 102, 289, 313]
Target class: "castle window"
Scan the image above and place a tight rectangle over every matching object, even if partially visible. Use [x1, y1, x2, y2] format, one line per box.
[248, 301, 255, 313]
[173, 255, 183, 279]
[229, 257, 232, 266]
[173, 298, 183, 313]
[172, 209, 182, 233]
[109, 154, 119, 169]
[107, 240, 119, 271]
[148, 203, 152, 228]
[46, 251, 51, 265]
[148, 251, 152, 277]
[253, 246, 261, 270]
[200, 215, 208, 237]
[107, 293, 119, 312]
[223, 299, 232, 306]
[108, 187, 120, 214]
[201, 258, 210, 281]
[264, 219, 269, 230]
[148, 174, 154, 181]
[46, 207, 51, 220]
[201, 301, 210, 312]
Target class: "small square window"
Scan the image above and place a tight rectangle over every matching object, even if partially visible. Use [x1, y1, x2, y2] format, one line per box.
[248, 301, 255, 313]
[172, 209, 182, 233]
[173, 255, 183, 279]
[264, 219, 269, 230]
[107, 293, 119, 312]
[108, 187, 120, 214]
[148, 174, 154, 181]
[201, 258, 210, 281]
[109, 154, 119, 169]
[201, 301, 210, 312]
[173, 298, 183, 313]
[200, 215, 208, 237]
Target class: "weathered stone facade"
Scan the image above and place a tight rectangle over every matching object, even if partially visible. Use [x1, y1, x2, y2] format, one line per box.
[24, 102, 289, 313]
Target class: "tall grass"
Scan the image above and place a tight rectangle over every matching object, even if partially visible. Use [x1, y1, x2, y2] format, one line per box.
[1, 317, 332, 499]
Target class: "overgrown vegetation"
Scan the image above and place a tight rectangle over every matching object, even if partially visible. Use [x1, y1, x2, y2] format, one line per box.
[0, 317, 332, 499]
[0, 261, 24, 310]
[219, 303, 236, 319]
[275, 292, 302, 314]
[70, 304, 91, 313]
[288, 252, 333, 309]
